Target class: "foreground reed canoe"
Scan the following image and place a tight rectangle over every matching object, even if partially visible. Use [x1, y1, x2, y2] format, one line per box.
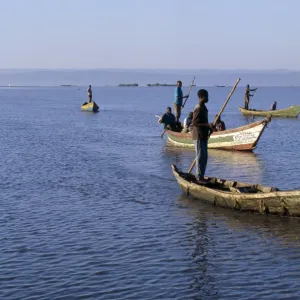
[166, 117, 270, 151]
[238, 105, 300, 118]
[81, 101, 99, 112]
[172, 165, 300, 217]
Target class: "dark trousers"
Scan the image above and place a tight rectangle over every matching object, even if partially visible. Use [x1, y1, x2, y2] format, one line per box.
[193, 139, 208, 179]
[244, 97, 249, 110]
[88, 95, 92, 103]
[173, 103, 181, 122]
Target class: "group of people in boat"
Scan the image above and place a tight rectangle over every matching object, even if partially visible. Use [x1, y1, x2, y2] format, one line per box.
[244, 84, 277, 111]
[158, 81, 226, 183]
[158, 80, 226, 134]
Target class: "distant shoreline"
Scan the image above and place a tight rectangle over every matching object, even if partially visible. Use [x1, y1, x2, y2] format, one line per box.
[0, 85, 298, 88]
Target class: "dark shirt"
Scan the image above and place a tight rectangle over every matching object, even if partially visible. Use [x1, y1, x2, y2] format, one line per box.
[192, 103, 210, 140]
[244, 89, 250, 102]
[217, 120, 226, 131]
[245, 87, 255, 102]
[271, 103, 277, 111]
[161, 113, 176, 129]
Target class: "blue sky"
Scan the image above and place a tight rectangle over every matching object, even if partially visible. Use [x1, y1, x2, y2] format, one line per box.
[0, 0, 299, 69]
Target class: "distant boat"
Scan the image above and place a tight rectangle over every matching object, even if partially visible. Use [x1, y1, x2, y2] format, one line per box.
[81, 101, 99, 113]
[216, 85, 225, 87]
[238, 106, 300, 118]
[60, 84, 72, 87]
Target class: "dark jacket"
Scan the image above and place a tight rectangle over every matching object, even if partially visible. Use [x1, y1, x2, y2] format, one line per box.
[192, 103, 211, 140]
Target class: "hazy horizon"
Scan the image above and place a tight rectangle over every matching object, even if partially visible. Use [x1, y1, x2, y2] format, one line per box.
[0, 69, 299, 86]
[1, 0, 300, 69]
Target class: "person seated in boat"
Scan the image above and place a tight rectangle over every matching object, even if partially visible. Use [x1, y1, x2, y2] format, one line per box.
[215, 115, 226, 131]
[270, 101, 277, 111]
[182, 112, 193, 132]
[158, 107, 181, 131]
[244, 84, 257, 110]
[87, 85, 92, 103]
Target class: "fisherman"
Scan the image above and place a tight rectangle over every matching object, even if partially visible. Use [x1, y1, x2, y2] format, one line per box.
[244, 84, 257, 110]
[174, 80, 189, 122]
[270, 101, 277, 111]
[158, 107, 177, 131]
[183, 112, 193, 132]
[215, 115, 226, 131]
[192, 89, 213, 182]
[87, 85, 92, 103]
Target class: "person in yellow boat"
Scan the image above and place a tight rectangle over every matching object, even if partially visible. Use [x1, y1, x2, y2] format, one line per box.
[87, 85, 93, 103]
[270, 101, 277, 111]
[244, 84, 257, 110]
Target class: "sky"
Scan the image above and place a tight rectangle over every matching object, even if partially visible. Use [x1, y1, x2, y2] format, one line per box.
[0, 0, 299, 70]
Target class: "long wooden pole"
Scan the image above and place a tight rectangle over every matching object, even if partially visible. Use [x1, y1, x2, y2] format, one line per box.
[182, 76, 196, 108]
[188, 78, 241, 174]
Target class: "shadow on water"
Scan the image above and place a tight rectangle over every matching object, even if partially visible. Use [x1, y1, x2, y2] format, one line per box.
[177, 194, 300, 248]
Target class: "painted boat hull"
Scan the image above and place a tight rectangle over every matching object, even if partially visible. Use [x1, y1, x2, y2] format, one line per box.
[172, 165, 300, 217]
[238, 106, 300, 118]
[81, 101, 99, 112]
[166, 118, 270, 151]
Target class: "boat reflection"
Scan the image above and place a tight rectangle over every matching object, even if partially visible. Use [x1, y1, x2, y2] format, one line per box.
[177, 194, 300, 248]
[164, 142, 263, 182]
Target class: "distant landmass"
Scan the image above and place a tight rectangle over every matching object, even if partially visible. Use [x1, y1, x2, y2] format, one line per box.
[118, 83, 138, 87]
[147, 83, 176, 87]
[0, 69, 299, 86]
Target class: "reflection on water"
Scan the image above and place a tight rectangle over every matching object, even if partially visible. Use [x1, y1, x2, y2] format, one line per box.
[178, 194, 300, 248]
[163, 143, 263, 183]
[176, 194, 300, 299]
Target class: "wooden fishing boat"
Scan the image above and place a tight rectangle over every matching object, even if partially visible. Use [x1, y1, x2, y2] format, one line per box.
[172, 165, 300, 217]
[238, 105, 300, 118]
[81, 101, 99, 112]
[166, 117, 270, 151]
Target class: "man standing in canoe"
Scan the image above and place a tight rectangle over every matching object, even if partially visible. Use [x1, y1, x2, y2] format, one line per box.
[192, 89, 213, 182]
[87, 85, 93, 103]
[244, 84, 257, 110]
[174, 80, 189, 122]
[270, 101, 277, 111]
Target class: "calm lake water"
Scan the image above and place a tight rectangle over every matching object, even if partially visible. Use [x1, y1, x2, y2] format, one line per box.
[1, 85, 300, 299]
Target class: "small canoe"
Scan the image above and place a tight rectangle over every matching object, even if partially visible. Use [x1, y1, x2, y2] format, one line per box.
[81, 101, 99, 112]
[166, 117, 270, 151]
[238, 105, 300, 118]
[172, 165, 300, 217]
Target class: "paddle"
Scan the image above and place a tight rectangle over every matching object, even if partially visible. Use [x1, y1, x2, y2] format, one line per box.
[188, 78, 241, 174]
[182, 76, 196, 108]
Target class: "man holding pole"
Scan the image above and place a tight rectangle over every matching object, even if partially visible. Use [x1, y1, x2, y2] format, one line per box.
[191, 89, 213, 182]
[188, 79, 240, 177]
[174, 80, 189, 122]
[244, 84, 257, 110]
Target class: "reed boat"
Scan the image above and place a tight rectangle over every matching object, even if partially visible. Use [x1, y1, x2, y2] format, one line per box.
[238, 106, 300, 118]
[166, 117, 270, 151]
[81, 101, 99, 112]
[172, 165, 300, 217]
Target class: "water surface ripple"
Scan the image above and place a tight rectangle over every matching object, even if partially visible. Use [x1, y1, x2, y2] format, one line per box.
[1, 86, 300, 299]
